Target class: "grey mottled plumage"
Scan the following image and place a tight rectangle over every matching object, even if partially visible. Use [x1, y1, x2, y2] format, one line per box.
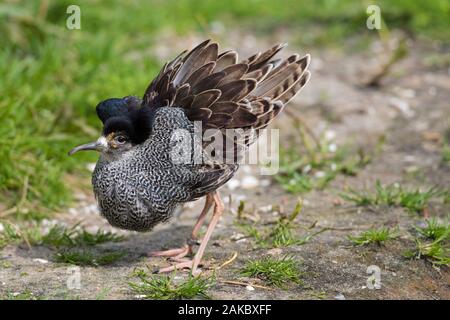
[71, 39, 311, 238]
[92, 107, 238, 231]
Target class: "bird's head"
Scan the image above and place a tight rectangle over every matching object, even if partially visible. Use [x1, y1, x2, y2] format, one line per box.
[68, 116, 135, 160]
[68, 96, 153, 160]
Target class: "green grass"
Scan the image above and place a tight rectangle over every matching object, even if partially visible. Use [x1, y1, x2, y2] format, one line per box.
[348, 227, 399, 246]
[129, 270, 214, 300]
[55, 249, 125, 266]
[275, 139, 371, 194]
[0, 220, 124, 249]
[0, 0, 449, 216]
[404, 218, 449, 266]
[404, 238, 449, 266]
[241, 256, 302, 288]
[340, 180, 442, 214]
[442, 141, 450, 164]
[2, 290, 42, 300]
[43, 224, 124, 247]
[236, 199, 327, 248]
[414, 218, 449, 241]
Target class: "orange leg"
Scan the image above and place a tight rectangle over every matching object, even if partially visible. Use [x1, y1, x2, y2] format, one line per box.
[157, 191, 224, 275]
[148, 194, 214, 261]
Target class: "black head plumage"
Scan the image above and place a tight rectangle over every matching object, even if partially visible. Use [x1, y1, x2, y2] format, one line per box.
[97, 96, 155, 144]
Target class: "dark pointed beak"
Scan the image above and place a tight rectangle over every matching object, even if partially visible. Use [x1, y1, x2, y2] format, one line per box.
[68, 137, 107, 156]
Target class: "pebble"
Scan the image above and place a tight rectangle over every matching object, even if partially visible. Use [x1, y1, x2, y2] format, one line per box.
[33, 258, 48, 264]
[325, 130, 336, 141]
[302, 164, 312, 174]
[230, 233, 245, 241]
[227, 179, 240, 190]
[328, 143, 337, 153]
[258, 205, 273, 213]
[241, 176, 259, 189]
[334, 293, 346, 300]
[246, 285, 255, 291]
[389, 97, 415, 118]
[267, 248, 283, 256]
[314, 171, 326, 178]
[260, 179, 271, 187]
[0, 223, 4, 233]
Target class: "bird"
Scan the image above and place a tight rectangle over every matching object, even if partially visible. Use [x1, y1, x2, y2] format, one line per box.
[68, 39, 311, 274]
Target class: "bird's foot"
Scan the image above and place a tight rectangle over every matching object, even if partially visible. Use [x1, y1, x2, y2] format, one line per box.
[155, 259, 202, 275]
[147, 244, 190, 260]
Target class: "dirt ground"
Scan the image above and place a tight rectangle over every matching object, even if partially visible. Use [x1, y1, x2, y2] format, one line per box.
[0, 32, 449, 300]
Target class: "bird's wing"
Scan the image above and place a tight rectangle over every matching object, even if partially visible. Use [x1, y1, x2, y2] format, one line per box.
[142, 40, 311, 198]
[142, 39, 310, 138]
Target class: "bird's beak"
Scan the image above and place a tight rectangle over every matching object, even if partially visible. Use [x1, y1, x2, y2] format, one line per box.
[68, 137, 108, 156]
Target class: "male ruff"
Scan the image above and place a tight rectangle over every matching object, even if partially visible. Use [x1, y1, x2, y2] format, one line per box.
[69, 40, 311, 274]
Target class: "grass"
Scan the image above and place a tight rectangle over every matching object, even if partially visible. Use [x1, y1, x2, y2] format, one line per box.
[404, 238, 449, 266]
[348, 227, 399, 246]
[2, 290, 41, 300]
[340, 180, 442, 214]
[442, 141, 450, 164]
[414, 218, 449, 241]
[404, 218, 450, 266]
[275, 138, 372, 194]
[40, 224, 124, 247]
[241, 256, 302, 288]
[55, 249, 125, 266]
[129, 269, 214, 300]
[0, 220, 126, 266]
[0, 220, 124, 249]
[236, 199, 327, 248]
[0, 1, 449, 217]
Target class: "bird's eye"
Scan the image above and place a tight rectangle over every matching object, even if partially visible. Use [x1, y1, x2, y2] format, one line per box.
[115, 135, 127, 144]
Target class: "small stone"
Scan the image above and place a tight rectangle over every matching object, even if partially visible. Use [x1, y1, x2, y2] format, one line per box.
[234, 195, 247, 203]
[0, 223, 4, 233]
[325, 130, 336, 141]
[334, 293, 346, 300]
[258, 205, 272, 213]
[231, 233, 245, 241]
[246, 285, 255, 291]
[260, 179, 271, 187]
[241, 176, 259, 189]
[332, 260, 338, 264]
[389, 97, 414, 118]
[315, 171, 326, 178]
[227, 179, 240, 190]
[302, 164, 312, 174]
[267, 248, 283, 256]
[328, 143, 337, 153]
[33, 258, 48, 264]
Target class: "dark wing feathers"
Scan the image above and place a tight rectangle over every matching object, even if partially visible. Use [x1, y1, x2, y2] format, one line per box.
[142, 38, 311, 147]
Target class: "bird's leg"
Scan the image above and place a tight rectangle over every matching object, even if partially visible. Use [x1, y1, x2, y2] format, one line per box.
[148, 194, 214, 260]
[157, 191, 224, 275]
